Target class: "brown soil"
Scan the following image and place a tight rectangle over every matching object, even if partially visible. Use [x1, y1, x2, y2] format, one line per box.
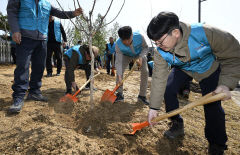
[0, 64, 239, 155]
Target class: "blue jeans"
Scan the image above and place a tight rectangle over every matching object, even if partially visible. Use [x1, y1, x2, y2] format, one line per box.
[12, 37, 47, 99]
[164, 67, 227, 146]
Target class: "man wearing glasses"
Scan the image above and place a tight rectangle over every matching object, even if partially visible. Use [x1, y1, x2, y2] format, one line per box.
[146, 12, 240, 154]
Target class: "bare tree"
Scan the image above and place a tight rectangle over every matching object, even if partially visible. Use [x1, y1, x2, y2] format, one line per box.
[56, 0, 125, 105]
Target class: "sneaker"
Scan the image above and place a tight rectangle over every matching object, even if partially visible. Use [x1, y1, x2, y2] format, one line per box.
[138, 95, 149, 105]
[56, 73, 60, 76]
[8, 98, 24, 113]
[164, 120, 184, 139]
[26, 93, 48, 102]
[46, 73, 52, 77]
[114, 92, 124, 102]
[208, 144, 227, 155]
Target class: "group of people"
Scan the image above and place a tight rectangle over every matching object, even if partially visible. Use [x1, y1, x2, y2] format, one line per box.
[6, 0, 240, 154]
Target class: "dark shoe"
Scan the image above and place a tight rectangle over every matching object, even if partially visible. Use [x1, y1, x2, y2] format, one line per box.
[114, 92, 124, 102]
[26, 93, 48, 102]
[138, 95, 149, 105]
[164, 120, 184, 139]
[46, 73, 52, 77]
[8, 98, 24, 113]
[208, 144, 227, 155]
[65, 89, 72, 95]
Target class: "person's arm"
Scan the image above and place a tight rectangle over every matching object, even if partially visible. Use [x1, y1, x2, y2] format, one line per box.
[204, 25, 240, 89]
[139, 35, 149, 58]
[149, 50, 169, 110]
[60, 23, 67, 42]
[50, 6, 82, 19]
[66, 51, 79, 83]
[115, 45, 123, 76]
[7, 0, 20, 34]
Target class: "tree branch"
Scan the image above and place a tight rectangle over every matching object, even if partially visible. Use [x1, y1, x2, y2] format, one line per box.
[101, 0, 125, 28]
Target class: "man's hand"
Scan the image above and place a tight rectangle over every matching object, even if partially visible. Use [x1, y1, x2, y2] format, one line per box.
[12, 32, 21, 44]
[136, 57, 143, 68]
[73, 7, 83, 17]
[213, 85, 231, 100]
[62, 42, 66, 48]
[148, 109, 158, 127]
[71, 82, 78, 91]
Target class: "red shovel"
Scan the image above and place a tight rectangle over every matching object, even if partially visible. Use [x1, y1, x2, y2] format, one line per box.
[129, 92, 228, 135]
[60, 72, 100, 103]
[101, 61, 137, 103]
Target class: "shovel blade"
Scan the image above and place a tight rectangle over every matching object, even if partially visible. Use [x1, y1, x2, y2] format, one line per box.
[101, 89, 117, 103]
[130, 121, 150, 135]
[59, 94, 78, 103]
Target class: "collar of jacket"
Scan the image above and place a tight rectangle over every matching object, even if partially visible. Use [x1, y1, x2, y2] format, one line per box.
[170, 22, 192, 62]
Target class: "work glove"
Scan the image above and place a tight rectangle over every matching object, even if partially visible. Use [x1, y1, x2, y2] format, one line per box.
[213, 85, 231, 100]
[148, 109, 158, 127]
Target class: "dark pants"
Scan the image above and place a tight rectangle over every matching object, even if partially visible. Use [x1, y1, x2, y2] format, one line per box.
[64, 58, 91, 92]
[164, 67, 227, 146]
[46, 42, 62, 74]
[10, 46, 16, 64]
[147, 63, 152, 77]
[12, 37, 47, 99]
[106, 53, 114, 74]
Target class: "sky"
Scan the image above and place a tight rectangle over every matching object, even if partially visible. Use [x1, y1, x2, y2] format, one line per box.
[1, 0, 240, 45]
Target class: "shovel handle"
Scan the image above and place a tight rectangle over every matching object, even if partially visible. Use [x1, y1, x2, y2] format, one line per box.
[152, 92, 227, 123]
[118, 60, 137, 87]
[73, 72, 101, 97]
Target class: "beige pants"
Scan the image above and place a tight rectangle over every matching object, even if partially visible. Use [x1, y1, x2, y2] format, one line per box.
[116, 55, 149, 97]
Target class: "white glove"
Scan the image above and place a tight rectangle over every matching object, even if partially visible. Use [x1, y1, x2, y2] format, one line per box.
[147, 109, 158, 127]
[213, 85, 231, 100]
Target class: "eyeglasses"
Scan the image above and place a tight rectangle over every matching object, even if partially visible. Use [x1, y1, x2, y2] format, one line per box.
[153, 28, 174, 47]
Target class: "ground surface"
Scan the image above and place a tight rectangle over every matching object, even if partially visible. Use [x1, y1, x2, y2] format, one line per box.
[0, 64, 239, 155]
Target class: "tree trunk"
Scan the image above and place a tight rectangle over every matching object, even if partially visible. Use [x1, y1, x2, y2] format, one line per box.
[88, 36, 95, 106]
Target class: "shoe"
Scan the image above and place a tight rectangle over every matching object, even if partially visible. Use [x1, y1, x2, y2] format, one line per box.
[138, 95, 149, 105]
[56, 73, 60, 76]
[114, 92, 124, 102]
[83, 86, 97, 91]
[208, 144, 227, 155]
[65, 89, 72, 95]
[8, 98, 24, 113]
[26, 93, 48, 102]
[164, 120, 184, 139]
[46, 73, 52, 77]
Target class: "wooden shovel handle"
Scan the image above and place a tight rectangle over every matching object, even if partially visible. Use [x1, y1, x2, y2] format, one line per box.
[152, 92, 227, 123]
[73, 72, 101, 97]
[117, 60, 137, 87]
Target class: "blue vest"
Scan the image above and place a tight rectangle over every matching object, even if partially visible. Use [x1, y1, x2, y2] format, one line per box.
[107, 43, 115, 54]
[157, 23, 215, 74]
[18, 0, 51, 36]
[64, 45, 84, 64]
[148, 61, 154, 69]
[116, 32, 143, 57]
[54, 20, 62, 43]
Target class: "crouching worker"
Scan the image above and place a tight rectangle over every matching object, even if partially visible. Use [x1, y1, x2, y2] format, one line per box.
[147, 12, 240, 154]
[115, 26, 149, 104]
[63, 45, 100, 94]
